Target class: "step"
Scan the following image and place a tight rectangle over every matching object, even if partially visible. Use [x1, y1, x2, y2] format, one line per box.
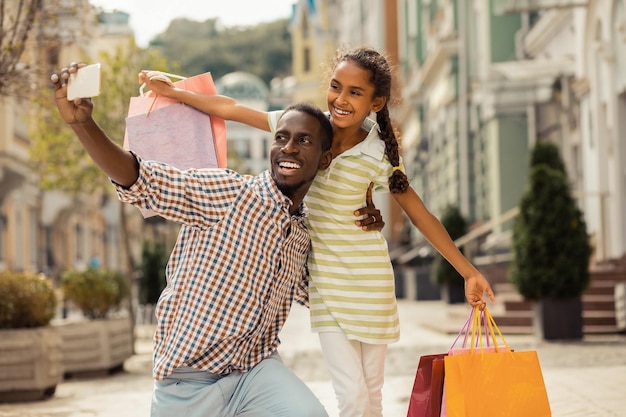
[497, 325, 533, 335]
[582, 310, 616, 326]
[503, 299, 532, 311]
[493, 282, 518, 295]
[590, 270, 626, 282]
[582, 295, 617, 311]
[583, 324, 622, 334]
[491, 311, 533, 327]
[585, 281, 618, 296]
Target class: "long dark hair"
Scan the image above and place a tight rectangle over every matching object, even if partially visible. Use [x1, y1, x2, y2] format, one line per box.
[333, 46, 409, 193]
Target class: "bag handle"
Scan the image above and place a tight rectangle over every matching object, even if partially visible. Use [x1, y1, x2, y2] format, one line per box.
[139, 71, 188, 117]
[449, 308, 494, 351]
[139, 70, 188, 97]
[469, 307, 511, 355]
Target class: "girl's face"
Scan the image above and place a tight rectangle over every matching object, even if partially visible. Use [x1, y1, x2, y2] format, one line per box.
[327, 60, 386, 130]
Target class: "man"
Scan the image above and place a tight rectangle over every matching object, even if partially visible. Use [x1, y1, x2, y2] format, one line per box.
[52, 63, 346, 417]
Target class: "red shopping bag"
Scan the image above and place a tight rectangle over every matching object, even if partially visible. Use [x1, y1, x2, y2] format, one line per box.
[442, 307, 551, 417]
[123, 71, 227, 218]
[407, 353, 446, 417]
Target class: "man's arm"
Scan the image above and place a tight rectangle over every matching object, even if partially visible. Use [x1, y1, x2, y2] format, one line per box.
[52, 63, 139, 187]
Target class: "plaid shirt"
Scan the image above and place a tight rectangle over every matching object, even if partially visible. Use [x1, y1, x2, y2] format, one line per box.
[115, 156, 310, 380]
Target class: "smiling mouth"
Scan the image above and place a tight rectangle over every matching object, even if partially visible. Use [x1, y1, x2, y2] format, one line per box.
[278, 161, 301, 170]
[333, 106, 350, 116]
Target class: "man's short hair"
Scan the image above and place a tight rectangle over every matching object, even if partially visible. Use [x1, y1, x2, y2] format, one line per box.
[282, 103, 333, 152]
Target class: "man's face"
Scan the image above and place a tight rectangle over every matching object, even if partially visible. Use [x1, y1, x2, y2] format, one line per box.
[270, 110, 331, 201]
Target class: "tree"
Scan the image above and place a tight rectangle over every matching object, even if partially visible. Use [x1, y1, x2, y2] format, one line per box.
[509, 141, 592, 300]
[30, 39, 172, 349]
[431, 205, 468, 303]
[138, 240, 168, 306]
[0, 0, 41, 97]
[1, 0, 86, 98]
[150, 18, 292, 84]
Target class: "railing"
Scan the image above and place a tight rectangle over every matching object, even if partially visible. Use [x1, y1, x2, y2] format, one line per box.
[395, 207, 519, 265]
[455, 207, 519, 266]
[495, 0, 588, 14]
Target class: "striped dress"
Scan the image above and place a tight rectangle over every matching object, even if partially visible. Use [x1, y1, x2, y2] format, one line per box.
[269, 112, 400, 344]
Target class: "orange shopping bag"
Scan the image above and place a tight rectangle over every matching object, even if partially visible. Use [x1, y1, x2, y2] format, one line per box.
[123, 71, 227, 218]
[443, 307, 551, 417]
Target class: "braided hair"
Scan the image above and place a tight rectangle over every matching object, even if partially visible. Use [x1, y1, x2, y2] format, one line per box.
[333, 46, 409, 194]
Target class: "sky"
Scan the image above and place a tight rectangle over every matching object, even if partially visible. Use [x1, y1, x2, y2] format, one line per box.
[90, 0, 297, 47]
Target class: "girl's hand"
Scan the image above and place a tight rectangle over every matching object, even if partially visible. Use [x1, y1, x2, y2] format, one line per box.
[138, 70, 175, 97]
[51, 62, 93, 126]
[464, 274, 496, 310]
[355, 183, 385, 231]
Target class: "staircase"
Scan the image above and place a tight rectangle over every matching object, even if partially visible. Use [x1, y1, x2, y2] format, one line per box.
[481, 258, 626, 335]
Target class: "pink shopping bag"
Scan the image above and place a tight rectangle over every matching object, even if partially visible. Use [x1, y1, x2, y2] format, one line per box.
[123, 71, 226, 218]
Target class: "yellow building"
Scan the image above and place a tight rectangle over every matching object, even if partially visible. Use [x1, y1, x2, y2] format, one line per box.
[0, 1, 138, 278]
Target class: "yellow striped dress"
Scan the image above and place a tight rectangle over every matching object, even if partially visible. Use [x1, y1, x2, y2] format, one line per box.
[269, 112, 400, 344]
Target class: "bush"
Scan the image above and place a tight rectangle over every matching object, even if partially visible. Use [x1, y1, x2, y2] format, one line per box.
[431, 205, 468, 287]
[139, 240, 168, 305]
[61, 268, 129, 319]
[0, 271, 57, 329]
[509, 141, 592, 300]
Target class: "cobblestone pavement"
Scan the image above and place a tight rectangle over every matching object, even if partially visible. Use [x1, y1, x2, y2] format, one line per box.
[1, 300, 625, 416]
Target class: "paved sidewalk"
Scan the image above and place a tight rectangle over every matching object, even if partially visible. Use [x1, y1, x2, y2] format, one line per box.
[0, 300, 625, 416]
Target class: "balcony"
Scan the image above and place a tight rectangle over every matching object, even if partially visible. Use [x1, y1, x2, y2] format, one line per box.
[495, 0, 588, 14]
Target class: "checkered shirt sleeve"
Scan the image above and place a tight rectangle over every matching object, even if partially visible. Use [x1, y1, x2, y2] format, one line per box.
[115, 158, 311, 379]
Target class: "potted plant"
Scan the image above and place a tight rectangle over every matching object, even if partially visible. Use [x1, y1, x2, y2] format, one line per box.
[509, 141, 592, 340]
[58, 268, 133, 376]
[431, 205, 468, 304]
[0, 271, 62, 401]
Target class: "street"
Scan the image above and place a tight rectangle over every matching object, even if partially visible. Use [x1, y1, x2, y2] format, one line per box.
[1, 300, 625, 416]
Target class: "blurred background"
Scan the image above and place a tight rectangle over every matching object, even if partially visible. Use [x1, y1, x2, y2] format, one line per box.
[1, 0, 625, 339]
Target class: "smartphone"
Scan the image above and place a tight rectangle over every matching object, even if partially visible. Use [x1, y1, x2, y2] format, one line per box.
[67, 63, 101, 101]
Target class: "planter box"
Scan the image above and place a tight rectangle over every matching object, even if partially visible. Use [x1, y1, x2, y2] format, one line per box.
[57, 317, 133, 377]
[0, 327, 63, 402]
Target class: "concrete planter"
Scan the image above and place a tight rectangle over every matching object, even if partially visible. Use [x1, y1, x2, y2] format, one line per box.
[57, 317, 133, 377]
[0, 327, 63, 402]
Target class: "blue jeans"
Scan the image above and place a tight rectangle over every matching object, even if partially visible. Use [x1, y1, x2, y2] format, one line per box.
[151, 352, 328, 417]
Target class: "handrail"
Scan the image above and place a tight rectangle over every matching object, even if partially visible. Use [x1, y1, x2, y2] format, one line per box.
[454, 206, 519, 248]
[395, 206, 520, 264]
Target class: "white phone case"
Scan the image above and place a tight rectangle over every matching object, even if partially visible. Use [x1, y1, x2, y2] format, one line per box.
[67, 63, 101, 100]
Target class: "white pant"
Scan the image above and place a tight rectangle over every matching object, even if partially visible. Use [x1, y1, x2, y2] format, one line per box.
[318, 332, 387, 417]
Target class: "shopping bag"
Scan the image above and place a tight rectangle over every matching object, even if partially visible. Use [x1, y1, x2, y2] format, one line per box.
[123, 71, 227, 218]
[407, 353, 446, 417]
[443, 307, 551, 417]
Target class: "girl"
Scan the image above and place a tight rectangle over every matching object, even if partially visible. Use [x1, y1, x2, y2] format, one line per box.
[141, 45, 495, 417]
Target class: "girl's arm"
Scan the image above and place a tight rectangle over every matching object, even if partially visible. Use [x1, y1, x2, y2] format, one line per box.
[393, 187, 496, 309]
[138, 71, 271, 131]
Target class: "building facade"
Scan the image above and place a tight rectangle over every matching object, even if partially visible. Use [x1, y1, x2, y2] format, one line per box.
[0, 0, 136, 277]
[394, 0, 626, 267]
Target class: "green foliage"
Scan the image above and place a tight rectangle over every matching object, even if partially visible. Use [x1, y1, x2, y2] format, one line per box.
[61, 268, 129, 319]
[431, 205, 468, 287]
[0, 271, 57, 329]
[29, 40, 172, 194]
[139, 240, 168, 305]
[151, 18, 292, 84]
[509, 141, 592, 300]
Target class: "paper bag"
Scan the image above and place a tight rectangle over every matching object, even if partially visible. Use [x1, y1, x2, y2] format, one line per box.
[407, 353, 446, 417]
[442, 308, 551, 417]
[124, 72, 226, 218]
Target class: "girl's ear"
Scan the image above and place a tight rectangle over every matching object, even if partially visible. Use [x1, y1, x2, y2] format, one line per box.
[319, 150, 333, 170]
[371, 96, 386, 113]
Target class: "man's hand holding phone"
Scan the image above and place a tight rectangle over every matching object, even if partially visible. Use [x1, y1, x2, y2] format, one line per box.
[67, 63, 101, 101]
